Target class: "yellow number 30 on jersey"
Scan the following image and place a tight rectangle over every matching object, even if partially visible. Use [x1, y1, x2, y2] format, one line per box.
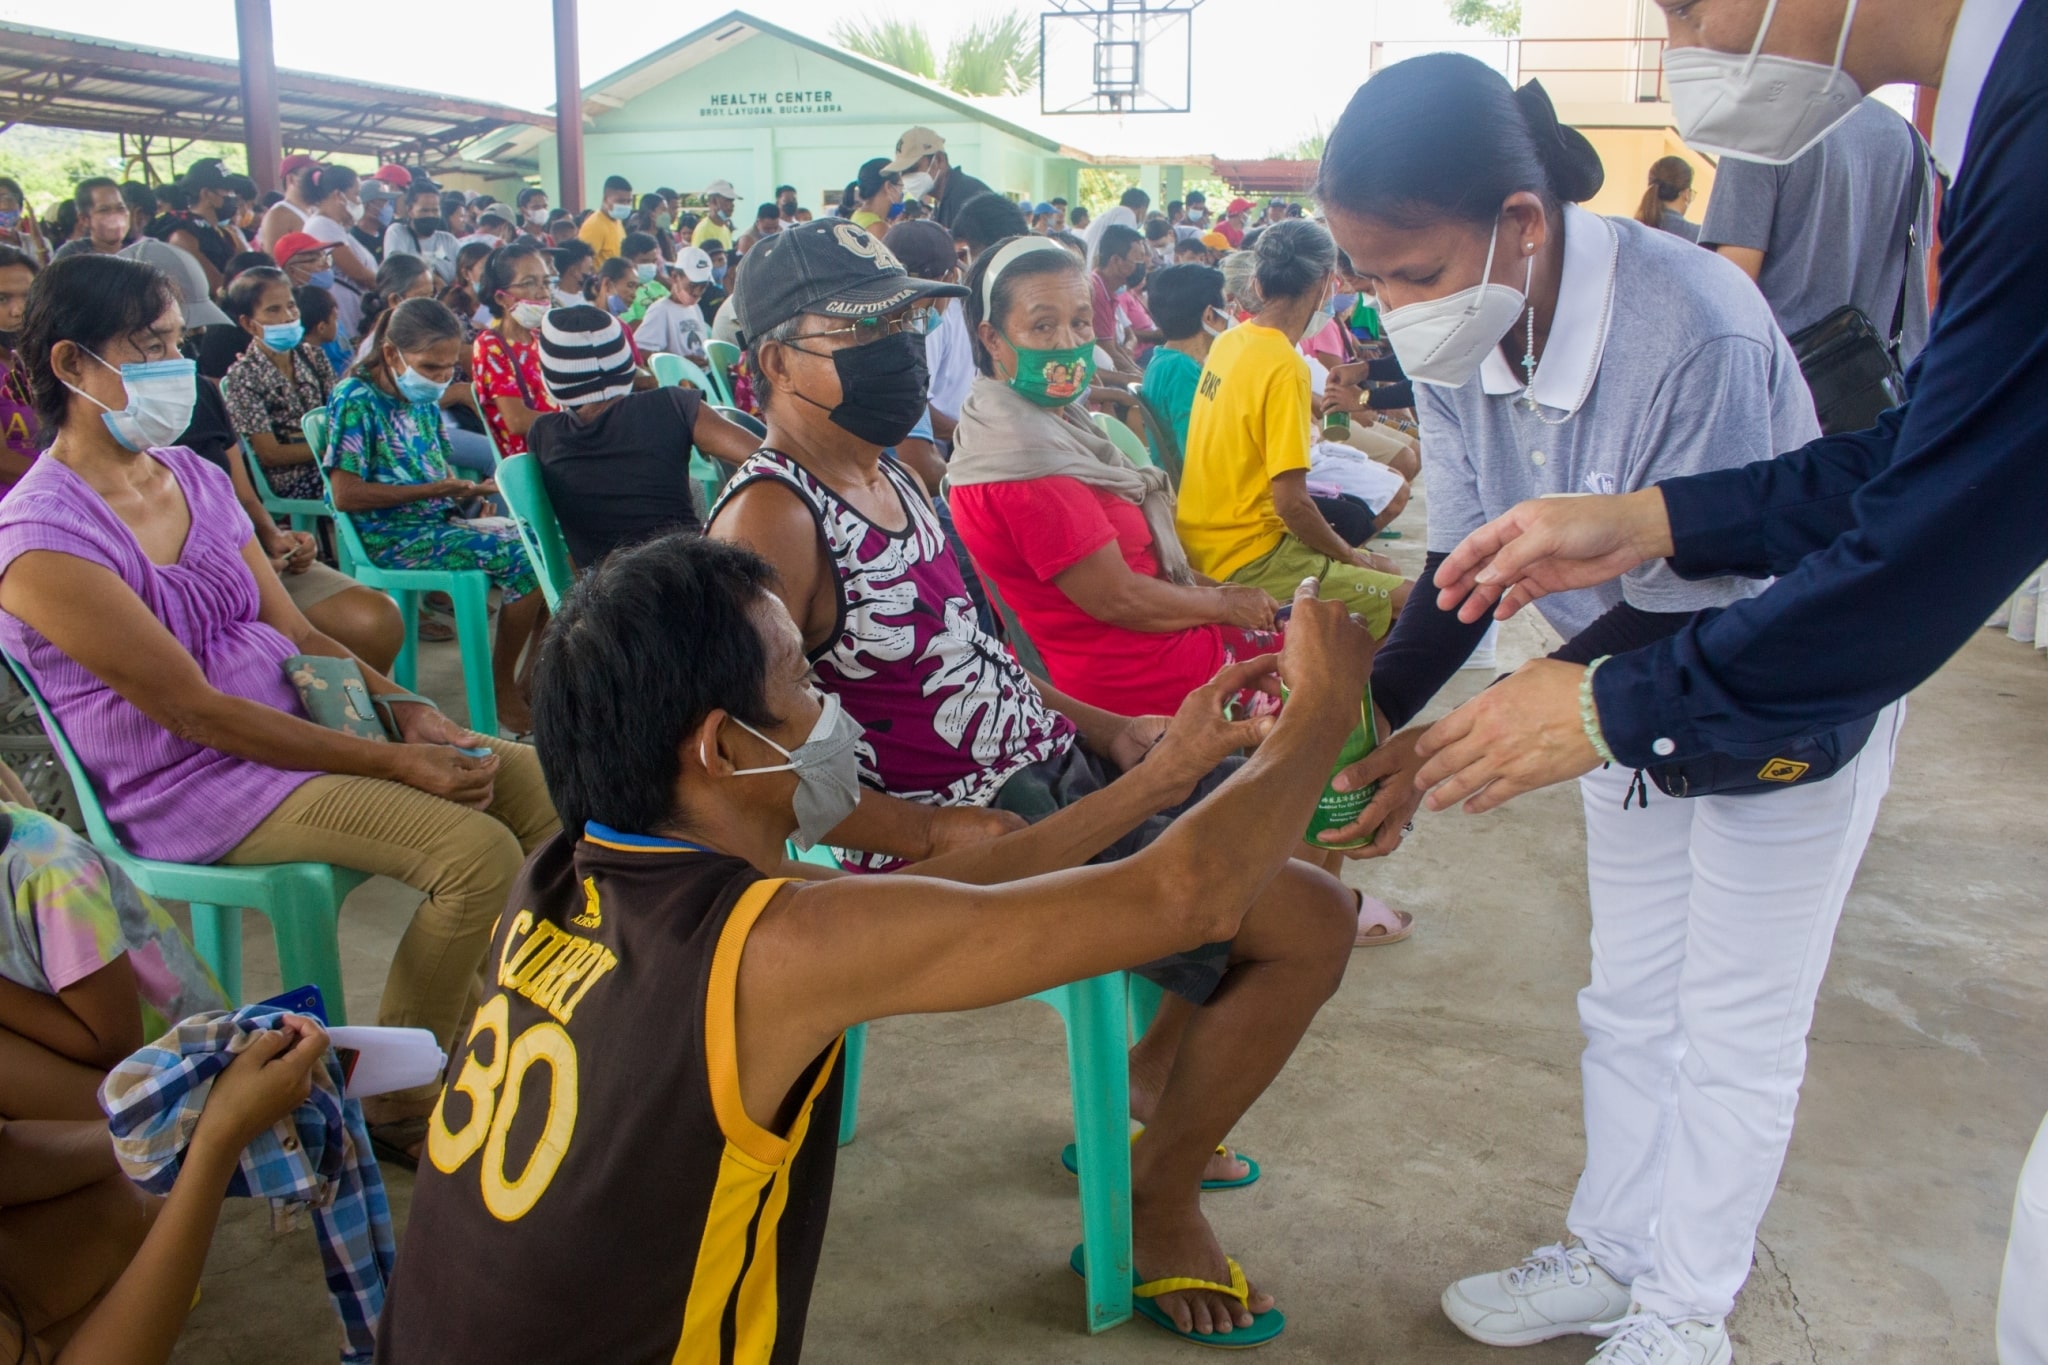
[426, 995, 581, 1221]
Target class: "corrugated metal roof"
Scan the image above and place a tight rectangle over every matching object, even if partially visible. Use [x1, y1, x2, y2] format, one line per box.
[0, 20, 551, 161]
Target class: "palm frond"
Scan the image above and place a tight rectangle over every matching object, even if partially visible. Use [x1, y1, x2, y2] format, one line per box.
[832, 15, 939, 81]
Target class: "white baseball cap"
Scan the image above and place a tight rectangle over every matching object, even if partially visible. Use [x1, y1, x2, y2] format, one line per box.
[674, 246, 715, 283]
[702, 179, 737, 202]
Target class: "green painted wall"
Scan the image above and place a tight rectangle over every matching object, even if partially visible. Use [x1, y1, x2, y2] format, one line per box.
[528, 31, 1080, 216]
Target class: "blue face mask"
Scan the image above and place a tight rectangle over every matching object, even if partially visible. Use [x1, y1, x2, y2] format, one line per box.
[306, 268, 336, 290]
[62, 352, 198, 453]
[605, 294, 627, 316]
[393, 360, 449, 404]
[712, 265, 728, 286]
[375, 202, 395, 227]
[635, 263, 657, 283]
[261, 320, 305, 352]
[608, 202, 632, 222]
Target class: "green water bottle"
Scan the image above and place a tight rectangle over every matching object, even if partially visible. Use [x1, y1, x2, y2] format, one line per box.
[1304, 686, 1380, 850]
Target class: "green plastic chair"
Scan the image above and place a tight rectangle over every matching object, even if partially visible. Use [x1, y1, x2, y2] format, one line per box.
[494, 454, 577, 610]
[1134, 391, 1186, 490]
[704, 339, 743, 406]
[2, 653, 370, 1022]
[469, 392, 510, 468]
[301, 409, 504, 735]
[647, 356, 737, 504]
[1091, 410, 1155, 469]
[238, 437, 330, 533]
[712, 405, 766, 439]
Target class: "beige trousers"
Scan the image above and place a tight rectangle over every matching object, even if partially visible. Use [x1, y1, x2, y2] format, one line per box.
[223, 738, 558, 1100]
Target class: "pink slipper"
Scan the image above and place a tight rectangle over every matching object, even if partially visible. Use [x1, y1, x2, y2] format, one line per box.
[1355, 892, 1414, 947]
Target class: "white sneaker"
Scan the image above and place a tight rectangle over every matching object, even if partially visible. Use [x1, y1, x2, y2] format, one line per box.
[1586, 1310, 1733, 1365]
[1442, 1242, 1633, 1346]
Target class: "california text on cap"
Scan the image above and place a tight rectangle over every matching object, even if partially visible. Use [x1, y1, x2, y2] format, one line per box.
[733, 219, 966, 341]
[883, 126, 945, 175]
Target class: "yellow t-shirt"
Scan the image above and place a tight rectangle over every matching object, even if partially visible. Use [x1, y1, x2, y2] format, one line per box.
[691, 218, 735, 251]
[850, 209, 884, 231]
[1174, 323, 1314, 580]
[578, 212, 625, 263]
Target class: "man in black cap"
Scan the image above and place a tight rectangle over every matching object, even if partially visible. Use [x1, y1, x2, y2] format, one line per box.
[154, 157, 239, 282]
[709, 220, 1357, 1347]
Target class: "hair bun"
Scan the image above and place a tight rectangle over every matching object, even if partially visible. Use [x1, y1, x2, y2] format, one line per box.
[1514, 80, 1606, 204]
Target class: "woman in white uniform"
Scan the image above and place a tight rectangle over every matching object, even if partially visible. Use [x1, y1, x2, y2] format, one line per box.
[1313, 55, 1901, 1365]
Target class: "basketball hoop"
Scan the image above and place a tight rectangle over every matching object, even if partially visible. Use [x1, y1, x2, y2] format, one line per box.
[1040, 0, 1202, 116]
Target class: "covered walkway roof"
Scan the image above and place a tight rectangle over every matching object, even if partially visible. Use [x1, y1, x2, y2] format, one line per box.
[0, 20, 552, 163]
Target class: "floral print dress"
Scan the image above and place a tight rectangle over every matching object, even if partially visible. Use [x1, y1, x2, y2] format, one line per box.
[220, 343, 335, 502]
[471, 328, 557, 458]
[323, 375, 537, 600]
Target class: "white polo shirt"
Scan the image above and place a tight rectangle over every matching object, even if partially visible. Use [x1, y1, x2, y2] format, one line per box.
[1421, 204, 1821, 640]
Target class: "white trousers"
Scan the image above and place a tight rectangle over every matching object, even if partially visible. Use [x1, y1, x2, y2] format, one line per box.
[1566, 704, 1902, 1322]
[2000, 1110, 2048, 1362]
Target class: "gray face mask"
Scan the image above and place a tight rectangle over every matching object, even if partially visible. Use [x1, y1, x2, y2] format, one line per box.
[729, 691, 865, 850]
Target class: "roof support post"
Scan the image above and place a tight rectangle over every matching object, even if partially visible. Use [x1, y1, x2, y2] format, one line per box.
[234, 0, 282, 194]
[553, 0, 585, 213]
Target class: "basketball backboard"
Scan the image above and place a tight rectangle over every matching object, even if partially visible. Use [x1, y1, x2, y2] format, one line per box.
[1040, 0, 1199, 115]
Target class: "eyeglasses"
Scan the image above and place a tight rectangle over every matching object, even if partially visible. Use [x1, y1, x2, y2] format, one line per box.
[801, 308, 937, 343]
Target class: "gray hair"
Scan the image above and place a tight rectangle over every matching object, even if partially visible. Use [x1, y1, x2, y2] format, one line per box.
[746, 314, 805, 401]
[1219, 250, 1260, 314]
[1252, 218, 1337, 302]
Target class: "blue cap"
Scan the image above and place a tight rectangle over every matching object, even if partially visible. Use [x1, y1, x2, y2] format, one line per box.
[1033, 202, 1055, 215]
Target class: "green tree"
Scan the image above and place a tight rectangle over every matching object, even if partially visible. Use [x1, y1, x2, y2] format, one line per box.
[831, 16, 938, 81]
[1447, 0, 1522, 36]
[942, 12, 1040, 97]
[834, 11, 1041, 99]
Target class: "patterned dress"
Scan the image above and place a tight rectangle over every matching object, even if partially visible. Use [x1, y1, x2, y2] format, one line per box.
[0, 804, 224, 1037]
[471, 328, 557, 458]
[713, 451, 1074, 870]
[323, 376, 537, 600]
[220, 343, 336, 502]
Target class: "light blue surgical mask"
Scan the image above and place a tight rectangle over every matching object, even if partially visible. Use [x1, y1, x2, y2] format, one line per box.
[306, 268, 336, 290]
[608, 202, 632, 222]
[635, 263, 657, 283]
[63, 351, 198, 452]
[261, 320, 305, 352]
[712, 264, 728, 286]
[605, 294, 627, 316]
[394, 361, 449, 404]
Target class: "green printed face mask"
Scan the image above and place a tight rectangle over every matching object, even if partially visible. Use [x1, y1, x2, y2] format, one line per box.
[1001, 336, 1095, 408]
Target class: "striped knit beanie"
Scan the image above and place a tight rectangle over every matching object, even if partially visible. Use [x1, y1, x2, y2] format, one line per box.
[538, 305, 636, 407]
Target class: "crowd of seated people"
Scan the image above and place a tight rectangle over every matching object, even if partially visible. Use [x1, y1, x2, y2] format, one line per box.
[4, 87, 1884, 1365]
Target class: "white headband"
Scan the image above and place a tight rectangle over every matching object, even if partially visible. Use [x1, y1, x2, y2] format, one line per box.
[980, 235, 1074, 317]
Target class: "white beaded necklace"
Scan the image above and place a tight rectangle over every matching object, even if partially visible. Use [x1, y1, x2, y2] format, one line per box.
[1516, 221, 1618, 426]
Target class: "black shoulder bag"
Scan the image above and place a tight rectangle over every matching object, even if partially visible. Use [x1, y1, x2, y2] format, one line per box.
[1785, 127, 1928, 436]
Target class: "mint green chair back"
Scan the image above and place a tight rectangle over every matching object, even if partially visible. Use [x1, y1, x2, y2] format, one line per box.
[494, 454, 576, 611]
[239, 437, 330, 533]
[1091, 410, 1155, 469]
[648, 356, 735, 503]
[470, 391, 509, 467]
[712, 404, 766, 440]
[704, 339, 742, 405]
[302, 408, 506, 734]
[2, 652, 369, 1021]
[1134, 390, 1185, 490]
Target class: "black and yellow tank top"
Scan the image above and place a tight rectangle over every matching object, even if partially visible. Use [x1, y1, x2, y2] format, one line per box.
[379, 825, 844, 1364]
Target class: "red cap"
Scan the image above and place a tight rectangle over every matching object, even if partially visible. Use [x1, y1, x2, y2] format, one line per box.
[272, 231, 332, 265]
[1226, 197, 1253, 216]
[373, 163, 413, 190]
[279, 153, 319, 180]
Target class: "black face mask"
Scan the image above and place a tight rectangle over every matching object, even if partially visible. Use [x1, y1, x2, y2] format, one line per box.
[1127, 261, 1147, 288]
[411, 216, 443, 236]
[0, 329, 15, 350]
[789, 329, 930, 449]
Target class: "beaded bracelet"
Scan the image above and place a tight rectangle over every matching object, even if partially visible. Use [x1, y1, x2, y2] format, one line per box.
[1580, 655, 1616, 764]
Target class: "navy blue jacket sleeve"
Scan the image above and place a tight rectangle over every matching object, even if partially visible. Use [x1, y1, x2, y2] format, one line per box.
[1592, 35, 2048, 764]
[1370, 551, 1496, 731]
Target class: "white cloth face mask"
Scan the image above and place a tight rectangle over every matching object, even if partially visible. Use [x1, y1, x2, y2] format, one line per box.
[1663, 0, 1865, 165]
[1378, 219, 1526, 389]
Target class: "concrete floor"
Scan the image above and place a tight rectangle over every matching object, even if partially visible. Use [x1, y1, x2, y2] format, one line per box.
[164, 522, 2048, 1364]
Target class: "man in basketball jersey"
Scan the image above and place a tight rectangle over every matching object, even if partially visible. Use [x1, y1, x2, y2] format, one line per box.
[378, 536, 1372, 1360]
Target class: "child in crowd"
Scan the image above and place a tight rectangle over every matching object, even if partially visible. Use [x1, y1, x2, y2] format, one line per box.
[618, 232, 667, 325]
[631, 247, 715, 362]
[593, 256, 638, 318]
